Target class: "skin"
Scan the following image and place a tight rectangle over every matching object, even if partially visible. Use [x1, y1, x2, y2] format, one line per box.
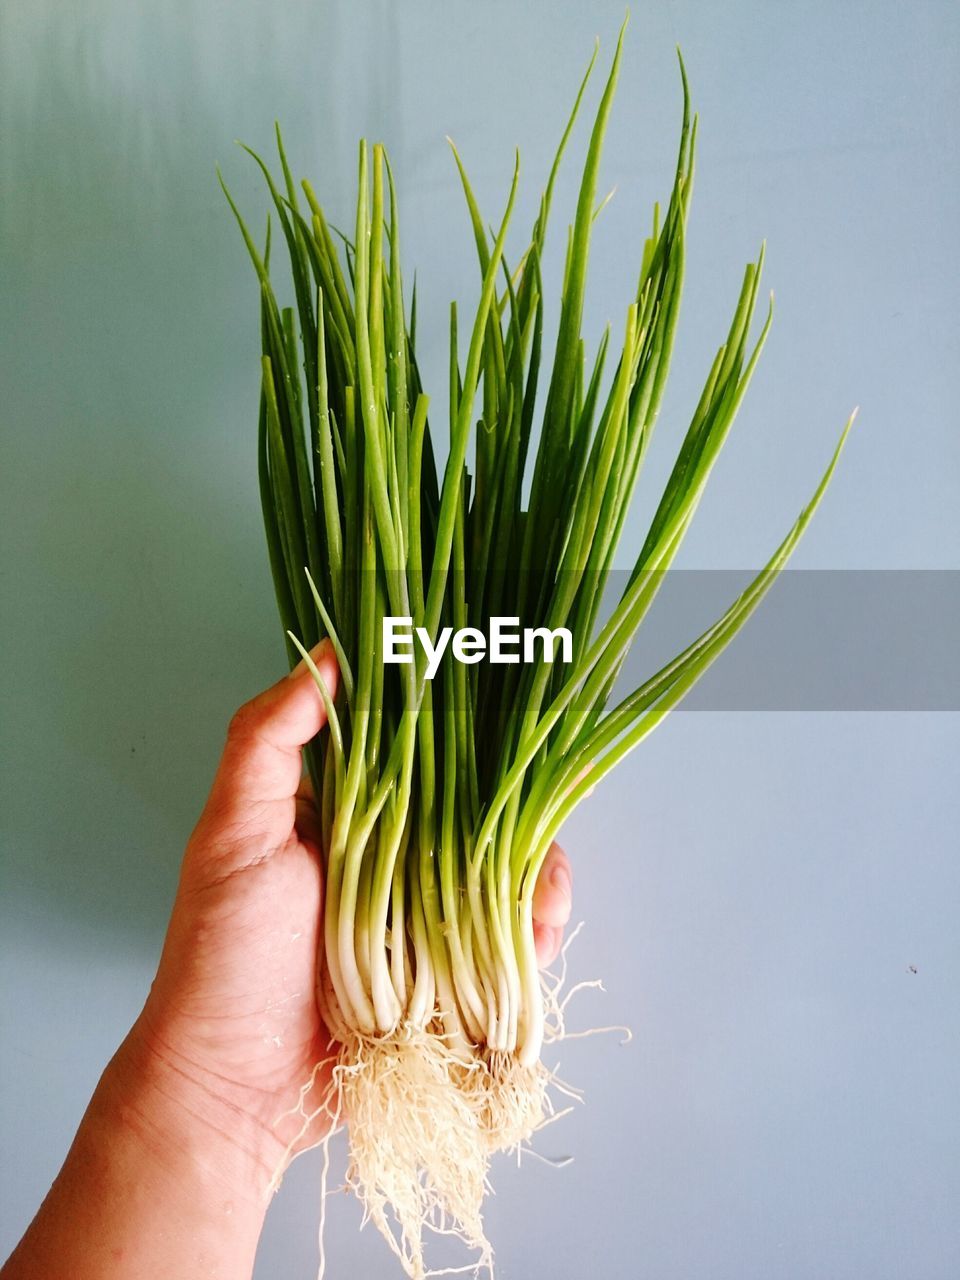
[1, 641, 573, 1280]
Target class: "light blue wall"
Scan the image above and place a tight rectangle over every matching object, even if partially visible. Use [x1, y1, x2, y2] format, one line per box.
[1, 2, 958, 1277]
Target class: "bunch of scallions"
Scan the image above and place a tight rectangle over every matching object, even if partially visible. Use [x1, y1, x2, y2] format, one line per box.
[220, 22, 853, 1278]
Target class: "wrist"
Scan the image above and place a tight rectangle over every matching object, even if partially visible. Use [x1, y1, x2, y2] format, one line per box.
[2, 1018, 273, 1280]
[103, 1014, 281, 1209]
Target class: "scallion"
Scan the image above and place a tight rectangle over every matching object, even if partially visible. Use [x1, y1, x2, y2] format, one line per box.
[221, 20, 854, 1276]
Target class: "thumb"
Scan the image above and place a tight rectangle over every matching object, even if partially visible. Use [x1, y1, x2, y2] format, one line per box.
[194, 639, 339, 850]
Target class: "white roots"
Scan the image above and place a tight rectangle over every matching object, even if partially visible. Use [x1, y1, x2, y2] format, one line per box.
[270, 928, 627, 1279]
[271, 1025, 553, 1278]
[344, 1025, 495, 1275]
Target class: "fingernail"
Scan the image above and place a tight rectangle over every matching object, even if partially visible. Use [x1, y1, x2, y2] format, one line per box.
[550, 862, 572, 903]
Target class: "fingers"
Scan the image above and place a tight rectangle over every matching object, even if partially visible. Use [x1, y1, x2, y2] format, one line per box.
[534, 920, 564, 968]
[532, 769, 587, 969]
[532, 841, 572, 929]
[532, 841, 572, 968]
[197, 640, 339, 845]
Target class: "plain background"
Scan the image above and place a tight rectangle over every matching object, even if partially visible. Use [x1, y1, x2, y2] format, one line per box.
[1, 1, 958, 1276]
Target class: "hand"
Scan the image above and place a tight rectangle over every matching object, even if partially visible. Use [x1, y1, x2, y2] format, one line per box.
[2, 645, 576, 1280]
[132, 642, 575, 1178]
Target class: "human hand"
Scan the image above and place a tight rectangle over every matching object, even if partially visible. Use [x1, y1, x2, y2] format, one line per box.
[127, 642, 574, 1182]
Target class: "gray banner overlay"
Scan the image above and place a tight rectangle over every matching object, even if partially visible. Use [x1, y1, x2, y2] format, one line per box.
[604, 570, 959, 711]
